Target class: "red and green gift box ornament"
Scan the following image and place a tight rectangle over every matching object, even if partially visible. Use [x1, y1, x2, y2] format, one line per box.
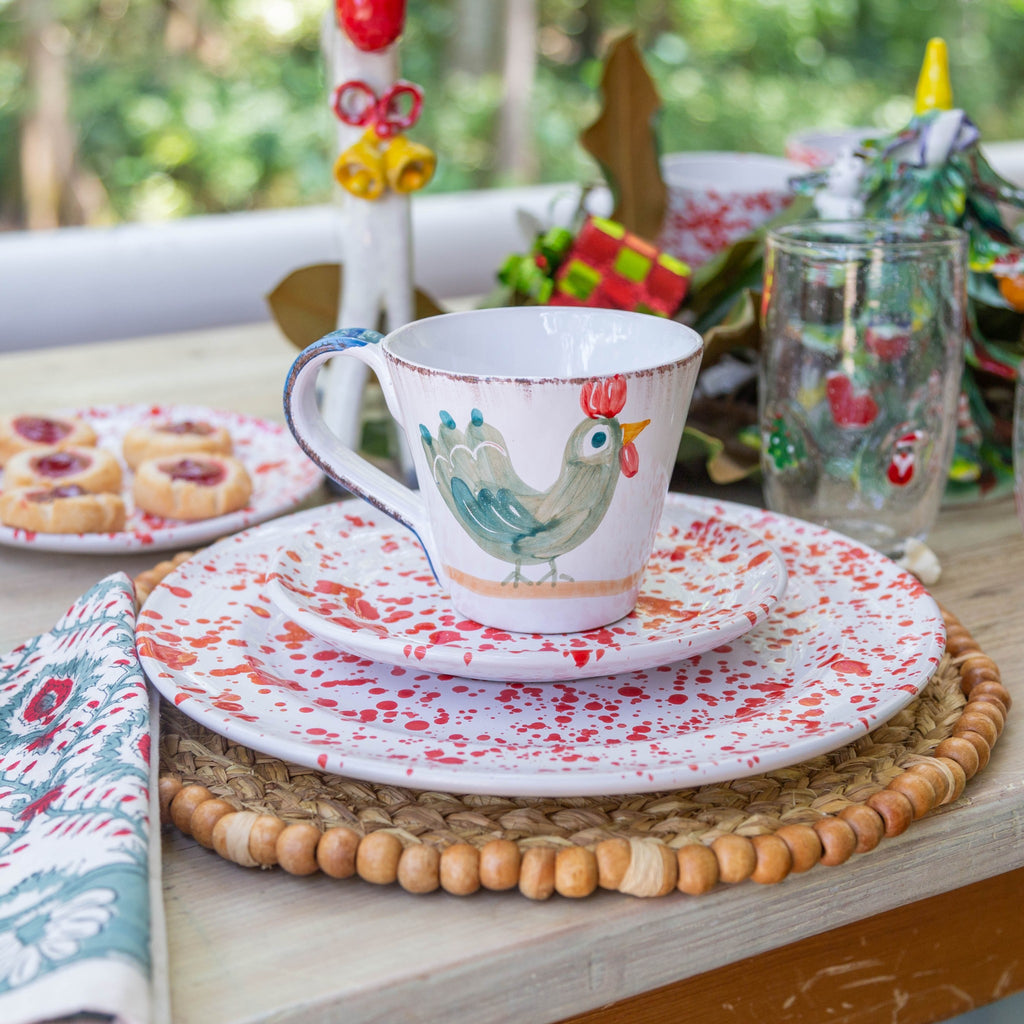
[498, 226, 575, 303]
[500, 216, 691, 317]
[553, 216, 691, 315]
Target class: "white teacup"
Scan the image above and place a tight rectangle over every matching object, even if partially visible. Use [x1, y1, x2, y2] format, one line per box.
[285, 307, 703, 633]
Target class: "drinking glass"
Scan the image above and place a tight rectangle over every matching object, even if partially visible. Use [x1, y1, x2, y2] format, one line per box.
[759, 220, 968, 558]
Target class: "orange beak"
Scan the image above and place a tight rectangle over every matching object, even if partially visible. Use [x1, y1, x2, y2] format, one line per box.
[620, 419, 650, 445]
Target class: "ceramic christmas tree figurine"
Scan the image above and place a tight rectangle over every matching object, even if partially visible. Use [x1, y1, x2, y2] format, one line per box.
[690, 37, 1024, 496]
[798, 38, 1024, 495]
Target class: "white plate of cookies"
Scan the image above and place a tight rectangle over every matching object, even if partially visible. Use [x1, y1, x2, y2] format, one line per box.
[0, 405, 324, 553]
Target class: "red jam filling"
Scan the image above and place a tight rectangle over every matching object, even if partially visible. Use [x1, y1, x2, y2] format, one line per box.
[164, 457, 225, 485]
[14, 416, 71, 444]
[159, 420, 214, 436]
[27, 484, 88, 503]
[32, 451, 90, 477]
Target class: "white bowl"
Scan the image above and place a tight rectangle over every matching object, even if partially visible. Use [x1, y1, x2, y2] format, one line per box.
[657, 151, 803, 268]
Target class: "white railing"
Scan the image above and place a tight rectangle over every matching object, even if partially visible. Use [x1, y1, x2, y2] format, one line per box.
[3, 139, 1022, 353]
[0, 183, 598, 352]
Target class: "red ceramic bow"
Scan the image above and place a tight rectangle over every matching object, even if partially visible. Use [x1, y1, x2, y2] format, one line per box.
[331, 79, 424, 140]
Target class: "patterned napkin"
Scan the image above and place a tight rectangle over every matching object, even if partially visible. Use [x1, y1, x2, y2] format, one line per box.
[0, 574, 169, 1024]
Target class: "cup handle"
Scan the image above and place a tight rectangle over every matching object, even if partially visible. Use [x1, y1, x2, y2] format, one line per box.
[283, 329, 444, 585]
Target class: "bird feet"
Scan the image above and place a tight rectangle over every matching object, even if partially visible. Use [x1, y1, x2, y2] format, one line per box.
[537, 561, 574, 587]
[502, 566, 533, 588]
[501, 562, 574, 588]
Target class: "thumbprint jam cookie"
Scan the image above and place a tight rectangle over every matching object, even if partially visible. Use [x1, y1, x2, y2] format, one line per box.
[122, 419, 232, 470]
[3, 445, 123, 494]
[0, 485, 126, 534]
[0, 414, 97, 466]
[132, 454, 252, 520]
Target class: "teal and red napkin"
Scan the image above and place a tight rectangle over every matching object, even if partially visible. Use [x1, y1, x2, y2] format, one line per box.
[0, 574, 168, 1024]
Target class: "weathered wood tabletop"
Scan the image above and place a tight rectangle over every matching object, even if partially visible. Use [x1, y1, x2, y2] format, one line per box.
[1, 324, 1021, 1024]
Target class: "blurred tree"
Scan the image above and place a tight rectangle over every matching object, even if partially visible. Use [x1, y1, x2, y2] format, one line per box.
[19, 0, 77, 228]
[2, 0, 1024, 229]
[496, 0, 539, 184]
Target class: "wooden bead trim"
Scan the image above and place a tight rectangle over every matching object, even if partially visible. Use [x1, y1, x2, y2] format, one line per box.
[618, 839, 677, 897]
[151, 587, 1005, 900]
[555, 845, 599, 899]
[398, 843, 440, 894]
[519, 847, 557, 901]
[774, 824, 822, 873]
[212, 811, 260, 868]
[749, 833, 792, 885]
[676, 843, 720, 894]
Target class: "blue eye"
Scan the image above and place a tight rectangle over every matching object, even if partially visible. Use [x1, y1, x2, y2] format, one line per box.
[584, 424, 612, 455]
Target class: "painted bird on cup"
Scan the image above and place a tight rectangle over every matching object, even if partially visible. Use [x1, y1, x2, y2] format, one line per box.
[418, 376, 649, 587]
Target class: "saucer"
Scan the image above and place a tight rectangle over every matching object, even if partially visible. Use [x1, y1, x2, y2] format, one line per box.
[137, 494, 946, 797]
[266, 504, 787, 682]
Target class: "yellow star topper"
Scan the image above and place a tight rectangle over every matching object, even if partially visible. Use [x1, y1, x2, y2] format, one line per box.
[914, 38, 953, 114]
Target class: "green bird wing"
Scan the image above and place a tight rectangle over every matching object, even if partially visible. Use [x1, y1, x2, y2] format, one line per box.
[450, 479, 544, 550]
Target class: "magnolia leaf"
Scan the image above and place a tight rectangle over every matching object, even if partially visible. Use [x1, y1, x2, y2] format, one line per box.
[700, 288, 763, 368]
[413, 289, 446, 321]
[580, 33, 666, 241]
[678, 423, 760, 485]
[266, 263, 339, 350]
[708, 445, 760, 485]
[266, 262, 445, 350]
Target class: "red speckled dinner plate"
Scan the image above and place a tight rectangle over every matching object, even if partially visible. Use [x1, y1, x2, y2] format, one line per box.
[0, 404, 323, 553]
[137, 494, 945, 797]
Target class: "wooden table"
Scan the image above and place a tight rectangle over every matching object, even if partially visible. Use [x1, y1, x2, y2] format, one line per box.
[2, 325, 1022, 1024]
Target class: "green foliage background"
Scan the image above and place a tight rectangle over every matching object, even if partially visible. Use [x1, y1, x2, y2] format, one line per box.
[3, 0, 1024, 227]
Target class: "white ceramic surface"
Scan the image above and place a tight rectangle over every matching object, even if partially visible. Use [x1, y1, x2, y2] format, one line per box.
[137, 494, 946, 797]
[785, 127, 875, 168]
[285, 308, 704, 633]
[266, 503, 786, 682]
[0, 404, 323, 553]
[657, 151, 802, 268]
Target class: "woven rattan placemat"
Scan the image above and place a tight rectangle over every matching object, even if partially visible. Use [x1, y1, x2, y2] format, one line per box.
[142, 555, 1010, 900]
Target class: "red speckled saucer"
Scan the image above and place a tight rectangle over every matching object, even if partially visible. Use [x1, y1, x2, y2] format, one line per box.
[266, 505, 786, 683]
[136, 495, 945, 797]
